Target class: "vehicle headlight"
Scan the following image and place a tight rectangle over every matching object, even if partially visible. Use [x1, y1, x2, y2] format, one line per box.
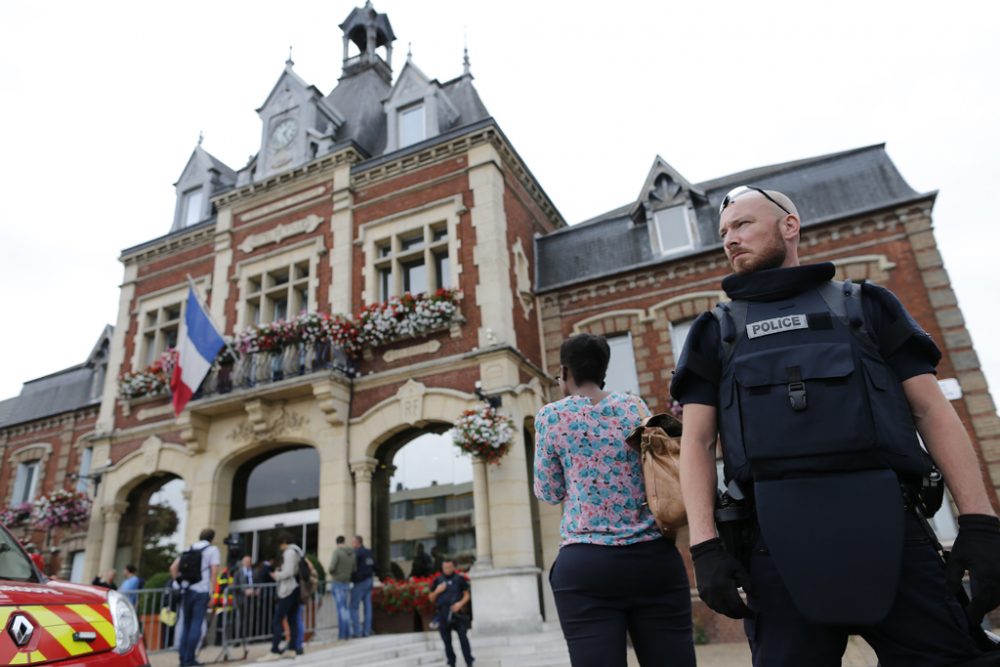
[107, 589, 141, 654]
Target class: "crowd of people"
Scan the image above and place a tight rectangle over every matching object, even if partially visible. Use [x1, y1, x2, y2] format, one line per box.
[131, 528, 471, 667]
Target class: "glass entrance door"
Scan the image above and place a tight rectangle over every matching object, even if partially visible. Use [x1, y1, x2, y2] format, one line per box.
[230, 509, 320, 563]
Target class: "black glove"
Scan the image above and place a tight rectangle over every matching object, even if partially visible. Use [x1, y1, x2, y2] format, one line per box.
[690, 537, 753, 619]
[945, 514, 1000, 624]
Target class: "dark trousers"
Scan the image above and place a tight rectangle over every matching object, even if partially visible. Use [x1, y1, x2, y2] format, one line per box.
[550, 537, 696, 667]
[746, 512, 988, 667]
[438, 615, 473, 666]
[269, 586, 301, 654]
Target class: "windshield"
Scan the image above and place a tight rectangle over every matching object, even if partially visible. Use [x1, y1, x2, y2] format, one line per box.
[0, 527, 37, 582]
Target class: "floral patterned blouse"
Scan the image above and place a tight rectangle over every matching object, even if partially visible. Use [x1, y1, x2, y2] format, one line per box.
[533, 392, 661, 546]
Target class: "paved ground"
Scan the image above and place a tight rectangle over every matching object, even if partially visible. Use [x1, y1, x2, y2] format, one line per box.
[147, 634, 880, 666]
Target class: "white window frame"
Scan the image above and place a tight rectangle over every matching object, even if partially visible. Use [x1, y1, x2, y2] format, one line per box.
[11, 460, 41, 505]
[76, 447, 93, 495]
[235, 242, 320, 330]
[131, 285, 189, 371]
[669, 318, 695, 362]
[359, 199, 462, 306]
[653, 205, 695, 256]
[70, 550, 86, 583]
[604, 333, 641, 396]
[182, 187, 204, 227]
[398, 103, 426, 148]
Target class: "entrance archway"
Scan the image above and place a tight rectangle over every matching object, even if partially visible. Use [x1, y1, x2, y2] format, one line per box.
[117, 474, 186, 579]
[372, 425, 474, 579]
[229, 445, 320, 564]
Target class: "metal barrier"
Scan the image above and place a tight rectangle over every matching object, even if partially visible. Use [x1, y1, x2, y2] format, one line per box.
[134, 582, 338, 659]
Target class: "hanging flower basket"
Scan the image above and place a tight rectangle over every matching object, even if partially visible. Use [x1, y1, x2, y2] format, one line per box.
[452, 406, 515, 465]
[0, 502, 34, 528]
[33, 489, 92, 531]
[118, 348, 177, 400]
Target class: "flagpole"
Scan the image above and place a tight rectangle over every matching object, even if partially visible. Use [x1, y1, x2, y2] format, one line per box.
[185, 274, 242, 361]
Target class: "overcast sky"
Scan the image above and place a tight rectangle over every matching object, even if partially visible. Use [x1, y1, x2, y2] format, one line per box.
[1, 2, 997, 419]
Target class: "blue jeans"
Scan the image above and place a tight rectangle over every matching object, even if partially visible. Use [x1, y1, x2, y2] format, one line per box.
[349, 577, 373, 637]
[179, 590, 210, 667]
[297, 603, 305, 648]
[332, 582, 352, 639]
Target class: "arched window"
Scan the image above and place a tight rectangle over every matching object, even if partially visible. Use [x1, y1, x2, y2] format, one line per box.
[231, 447, 320, 520]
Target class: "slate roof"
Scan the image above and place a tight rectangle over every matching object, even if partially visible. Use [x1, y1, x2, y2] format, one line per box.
[535, 144, 928, 292]
[0, 329, 110, 430]
[324, 67, 393, 158]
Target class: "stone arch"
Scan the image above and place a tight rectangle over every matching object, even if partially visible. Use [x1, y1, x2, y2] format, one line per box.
[571, 309, 647, 336]
[648, 290, 727, 370]
[105, 437, 191, 507]
[350, 379, 484, 578]
[831, 254, 896, 283]
[350, 379, 478, 461]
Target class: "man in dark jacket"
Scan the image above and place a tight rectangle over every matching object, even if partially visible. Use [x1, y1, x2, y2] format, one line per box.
[674, 186, 1000, 666]
[429, 559, 473, 667]
[349, 535, 376, 638]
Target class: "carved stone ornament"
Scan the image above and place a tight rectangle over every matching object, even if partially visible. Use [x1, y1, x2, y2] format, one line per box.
[238, 214, 324, 253]
[395, 379, 426, 425]
[228, 407, 309, 443]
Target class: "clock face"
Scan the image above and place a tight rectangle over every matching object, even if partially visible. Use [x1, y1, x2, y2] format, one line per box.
[270, 118, 298, 152]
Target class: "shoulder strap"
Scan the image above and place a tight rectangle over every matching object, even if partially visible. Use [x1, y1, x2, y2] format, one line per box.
[816, 279, 874, 345]
[712, 300, 749, 364]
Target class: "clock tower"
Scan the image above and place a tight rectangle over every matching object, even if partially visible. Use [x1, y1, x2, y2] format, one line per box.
[255, 55, 345, 180]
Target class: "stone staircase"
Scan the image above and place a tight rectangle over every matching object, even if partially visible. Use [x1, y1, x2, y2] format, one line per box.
[296, 624, 573, 667]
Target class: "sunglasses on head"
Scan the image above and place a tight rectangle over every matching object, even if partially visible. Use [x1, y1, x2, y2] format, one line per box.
[719, 185, 791, 216]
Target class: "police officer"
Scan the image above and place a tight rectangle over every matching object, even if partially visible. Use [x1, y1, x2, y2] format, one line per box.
[671, 186, 1000, 666]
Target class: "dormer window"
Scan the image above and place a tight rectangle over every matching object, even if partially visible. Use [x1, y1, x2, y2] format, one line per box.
[399, 103, 426, 147]
[182, 187, 204, 227]
[653, 205, 694, 255]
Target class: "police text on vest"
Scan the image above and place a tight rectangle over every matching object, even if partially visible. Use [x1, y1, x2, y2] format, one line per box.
[746, 314, 809, 339]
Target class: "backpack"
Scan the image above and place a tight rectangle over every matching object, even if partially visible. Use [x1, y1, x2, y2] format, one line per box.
[178, 545, 207, 585]
[625, 412, 686, 537]
[296, 550, 318, 598]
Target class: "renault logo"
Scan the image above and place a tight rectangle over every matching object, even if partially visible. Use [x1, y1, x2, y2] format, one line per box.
[8, 614, 34, 647]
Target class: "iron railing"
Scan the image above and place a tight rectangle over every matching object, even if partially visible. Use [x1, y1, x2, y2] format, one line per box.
[132, 582, 337, 658]
[198, 342, 353, 399]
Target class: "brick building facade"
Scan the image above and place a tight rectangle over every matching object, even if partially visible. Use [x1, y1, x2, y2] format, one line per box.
[2, 1, 998, 641]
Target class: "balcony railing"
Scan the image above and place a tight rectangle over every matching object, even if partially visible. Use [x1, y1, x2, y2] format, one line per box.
[197, 341, 353, 399]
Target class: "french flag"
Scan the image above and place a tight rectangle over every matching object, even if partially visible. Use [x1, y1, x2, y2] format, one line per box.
[171, 285, 225, 416]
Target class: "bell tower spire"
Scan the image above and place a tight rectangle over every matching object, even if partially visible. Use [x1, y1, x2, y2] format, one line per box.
[338, 1, 396, 83]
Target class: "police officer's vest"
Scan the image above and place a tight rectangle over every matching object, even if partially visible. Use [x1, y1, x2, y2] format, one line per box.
[713, 280, 932, 485]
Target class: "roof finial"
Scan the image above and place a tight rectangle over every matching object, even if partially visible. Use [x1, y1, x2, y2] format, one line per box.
[407, 42, 412, 60]
[462, 30, 471, 76]
[286, 45, 294, 68]
[197, 131, 204, 146]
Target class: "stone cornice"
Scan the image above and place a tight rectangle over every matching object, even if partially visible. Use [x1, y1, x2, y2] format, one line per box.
[0, 408, 98, 438]
[213, 146, 364, 209]
[120, 223, 215, 267]
[350, 121, 565, 231]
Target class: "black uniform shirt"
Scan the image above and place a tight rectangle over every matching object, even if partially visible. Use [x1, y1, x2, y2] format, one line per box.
[431, 572, 469, 611]
[670, 263, 941, 406]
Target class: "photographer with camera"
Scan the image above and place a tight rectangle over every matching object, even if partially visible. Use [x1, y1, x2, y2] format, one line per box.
[428, 558, 473, 667]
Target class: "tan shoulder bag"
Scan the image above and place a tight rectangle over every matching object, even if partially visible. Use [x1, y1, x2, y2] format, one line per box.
[625, 412, 686, 536]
